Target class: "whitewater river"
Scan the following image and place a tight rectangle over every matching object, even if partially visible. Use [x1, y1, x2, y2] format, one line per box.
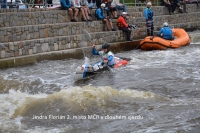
[0, 32, 200, 133]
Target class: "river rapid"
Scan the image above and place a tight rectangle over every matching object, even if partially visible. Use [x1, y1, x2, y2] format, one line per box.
[0, 32, 200, 133]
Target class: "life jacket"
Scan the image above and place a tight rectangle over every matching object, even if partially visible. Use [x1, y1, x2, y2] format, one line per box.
[117, 16, 127, 28]
[99, 51, 116, 66]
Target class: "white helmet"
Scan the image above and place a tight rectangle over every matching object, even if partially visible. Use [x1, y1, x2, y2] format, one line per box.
[147, 2, 152, 6]
[163, 22, 168, 27]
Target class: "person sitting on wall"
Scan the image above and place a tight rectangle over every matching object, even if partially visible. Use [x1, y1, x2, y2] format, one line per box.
[80, 0, 92, 21]
[157, 22, 174, 40]
[111, 0, 127, 13]
[104, 0, 118, 19]
[60, 0, 79, 22]
[117, 12, 132, 41]
[177, 0, 188, 13]
[161, 0, 173, 15]
[95, 3, 116, 31]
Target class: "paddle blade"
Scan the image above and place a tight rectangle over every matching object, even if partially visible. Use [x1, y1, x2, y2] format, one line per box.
[83, 29, 92, 42]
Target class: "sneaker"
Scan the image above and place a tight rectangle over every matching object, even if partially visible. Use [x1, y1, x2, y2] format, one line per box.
[87, 19, 92, 21]
[71, 19, 77, 22]
[112, 29, 116, 31]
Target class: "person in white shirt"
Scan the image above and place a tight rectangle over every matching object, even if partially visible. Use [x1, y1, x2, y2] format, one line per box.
[111, 0, 127, 12]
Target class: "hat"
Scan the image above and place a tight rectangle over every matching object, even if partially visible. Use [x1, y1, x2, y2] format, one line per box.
[163, 22, 168, 27]
[122, 12, 128, 15]
[101, 3, 106, 7]
[147, 2, 152, 6]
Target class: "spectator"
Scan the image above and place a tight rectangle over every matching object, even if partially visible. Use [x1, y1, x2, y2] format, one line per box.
[144, 2, 154, 36]
[111, 0, 127, 12]
[47, 0, 53, 7]
[161, 0, 173, 15]
[105, 0, 118, 18]
[171, 0, 181, 13]
[95, 0, 102, 8]
[117, 12, 132, 41]
[95, 3, 116, 31]
[60, 0, 79, 22]
[178, 0, 187, 13]
[80, 0, 92, 21]
[157, 22, 174, 40]
[87, 0, 97, 9]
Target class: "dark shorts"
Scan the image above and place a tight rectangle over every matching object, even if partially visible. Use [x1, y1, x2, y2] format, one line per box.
[110, 7, 117, 12]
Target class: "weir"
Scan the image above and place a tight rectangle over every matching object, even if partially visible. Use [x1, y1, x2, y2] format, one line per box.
[0, 4, 200, 69]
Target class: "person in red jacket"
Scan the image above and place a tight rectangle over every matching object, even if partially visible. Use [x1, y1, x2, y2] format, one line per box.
[117, 12, 132, 41]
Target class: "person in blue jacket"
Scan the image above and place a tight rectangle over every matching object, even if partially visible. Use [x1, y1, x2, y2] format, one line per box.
[95, 3, 116, 31]
[157, 22, 174, 40]
[92, 43, 116, 67]
[144, 2, 154, 36]
[60, 0, 79, 22]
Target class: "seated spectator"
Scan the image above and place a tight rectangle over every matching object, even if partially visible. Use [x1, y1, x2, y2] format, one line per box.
[95, 3, 116, 31]
[157, 22, 174, 40]
[161, 0, 173, 15]
[47, 0, 53, 7]
[117, 12, 132, 41]
[171, 0, 182, 13]
[105, 0, 118, 18]
[111, 0, 127, 12]
[80, 0, 92, 21]
[177, 0, 187, 13]
[95, 0, 102, 8]
[87, 0, 97, 9]
[61, 0, 79, 22]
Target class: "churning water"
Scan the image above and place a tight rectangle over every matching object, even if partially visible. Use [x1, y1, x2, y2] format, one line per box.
[0, 32, 200, 133]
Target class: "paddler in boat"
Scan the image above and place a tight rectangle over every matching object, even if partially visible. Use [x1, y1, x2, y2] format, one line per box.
[92, 43, 116, 68]
[157, 22, 174, 40]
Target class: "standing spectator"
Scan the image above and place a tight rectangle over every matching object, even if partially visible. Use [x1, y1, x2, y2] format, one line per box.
[117, 12, 132, 41]
[144, 2, 154, 36]
[60, 0, 79, 22]
[95, 3, 116, 31]
[161, 0, 173, 15]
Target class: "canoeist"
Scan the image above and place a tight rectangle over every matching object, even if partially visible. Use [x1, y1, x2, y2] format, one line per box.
[92, 43, 116, 67]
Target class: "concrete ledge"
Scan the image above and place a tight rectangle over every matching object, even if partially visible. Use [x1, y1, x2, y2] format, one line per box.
[0, 41, 140, 69]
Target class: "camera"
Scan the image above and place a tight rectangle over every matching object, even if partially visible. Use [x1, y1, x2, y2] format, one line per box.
[128, 24, 138, 29]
